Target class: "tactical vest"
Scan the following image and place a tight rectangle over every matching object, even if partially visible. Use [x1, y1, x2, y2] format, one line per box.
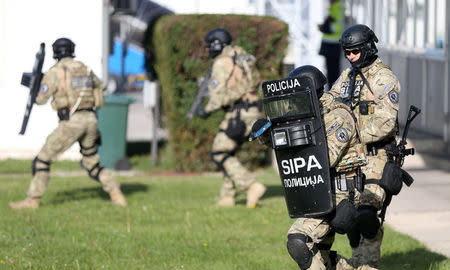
[337, 60, 394, 137]
[50, 58, 103, 111]
[328, 102, 367, 173]
[221, 46, 261, 102]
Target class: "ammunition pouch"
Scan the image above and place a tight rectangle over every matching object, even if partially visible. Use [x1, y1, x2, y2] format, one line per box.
[380, 161, 404, 195]
[57, 107, 70, 121]
[225, 109, 246, 141]
[332, 171, 365, 193]
[330, 199, 358, 234]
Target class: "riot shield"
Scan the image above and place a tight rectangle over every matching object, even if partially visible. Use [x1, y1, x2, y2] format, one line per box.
[19, 43, 45, 135]
[262, 76, 332, 218]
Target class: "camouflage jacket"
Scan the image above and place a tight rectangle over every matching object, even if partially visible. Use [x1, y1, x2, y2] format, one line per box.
[327, 58, 400, 144]
[204, 45, 261, 113]
[322, 100, 367, 173]
[36, 57, 105, 111]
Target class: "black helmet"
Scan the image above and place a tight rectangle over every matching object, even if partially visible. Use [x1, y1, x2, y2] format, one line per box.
[204, 28, 232, 58]
[52, 38, 75, 60]
[288, 65, 327, 98]
[340, 24, 378, 68]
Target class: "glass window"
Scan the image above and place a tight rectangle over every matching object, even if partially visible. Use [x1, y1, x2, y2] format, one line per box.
[264, 94, 313, 121]
[344, 0, 445, 50]
[436, 0, 445, 48]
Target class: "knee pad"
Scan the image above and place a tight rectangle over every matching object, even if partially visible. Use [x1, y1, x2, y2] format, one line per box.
[357, 205, 380, 239]
[32, 157, 51, 176]
[287, 234, 315, 270]
[330, 199, 358, 234]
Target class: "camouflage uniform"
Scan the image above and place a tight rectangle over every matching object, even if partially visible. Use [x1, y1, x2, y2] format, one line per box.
[288, 101, 378, 270]
[10, 57, 127, 209]
[327, 58, 400, 268]
[204, 45, 266, 207]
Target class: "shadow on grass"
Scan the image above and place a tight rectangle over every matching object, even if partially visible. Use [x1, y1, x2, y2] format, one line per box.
[48, 183, 149, 205]
[381, 247, 448, 269]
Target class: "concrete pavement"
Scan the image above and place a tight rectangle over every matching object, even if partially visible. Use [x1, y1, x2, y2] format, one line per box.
[385, 149, 450, 258]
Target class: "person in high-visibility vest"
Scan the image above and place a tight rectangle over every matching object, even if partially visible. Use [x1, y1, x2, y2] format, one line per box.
[318, 0, 343, 88]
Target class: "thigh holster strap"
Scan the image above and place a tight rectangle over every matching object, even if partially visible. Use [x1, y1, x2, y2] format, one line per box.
[87, 162, 104, 181]
[80, 144, 98, 157]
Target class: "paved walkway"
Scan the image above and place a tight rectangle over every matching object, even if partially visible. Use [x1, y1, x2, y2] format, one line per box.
[385, 150, 450, 258]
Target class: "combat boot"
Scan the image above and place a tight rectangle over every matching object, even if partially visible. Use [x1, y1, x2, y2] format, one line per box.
[217, 196, 235, 206]
[109, 188, 127, 206]
[9, 197, 40, 209]
[246, 182, 266, 208]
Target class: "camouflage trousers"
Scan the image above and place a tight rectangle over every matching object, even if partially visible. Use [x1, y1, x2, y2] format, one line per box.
[27, 111, 120, 199]
[211, 106, 262, 198]
[287, 179, 385, 270]
[348, 152, 389, 269]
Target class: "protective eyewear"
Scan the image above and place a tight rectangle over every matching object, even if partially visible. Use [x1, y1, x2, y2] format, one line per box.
[345, 48, 361, 56]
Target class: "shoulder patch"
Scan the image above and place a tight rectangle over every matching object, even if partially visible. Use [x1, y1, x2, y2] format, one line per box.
[327, 121, 341, 134]
[39, 84, 48, 94]
[336, 128, 349, 143]
[210, 78, 219, 89]
[388, 90, 399, 104]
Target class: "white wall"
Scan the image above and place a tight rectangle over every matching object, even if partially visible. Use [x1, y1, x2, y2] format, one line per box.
[0, 0, 103, 160]
[151, 0, 258, 14]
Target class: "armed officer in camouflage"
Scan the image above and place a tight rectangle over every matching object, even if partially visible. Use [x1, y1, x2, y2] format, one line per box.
[196, 28, 266, 208]
[323, 24, 401, 268]
[275, 66, 377, 270]
[9, 38, 127, 209]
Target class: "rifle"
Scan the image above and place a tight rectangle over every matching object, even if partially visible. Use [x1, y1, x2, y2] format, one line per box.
[19, 43, 46, 135]
[186, 68, 212, 122]
[380, 105, 421, 221]
[385, 105, 421, 180]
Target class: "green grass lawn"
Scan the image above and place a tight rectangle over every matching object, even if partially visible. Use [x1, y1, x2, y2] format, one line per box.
[0, 162, 449, 269]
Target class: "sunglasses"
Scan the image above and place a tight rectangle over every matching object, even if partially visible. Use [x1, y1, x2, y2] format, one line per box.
[345, 48, 361, 56]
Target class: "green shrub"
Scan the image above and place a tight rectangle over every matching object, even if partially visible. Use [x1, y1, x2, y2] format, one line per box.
[152, 14, 288, 171]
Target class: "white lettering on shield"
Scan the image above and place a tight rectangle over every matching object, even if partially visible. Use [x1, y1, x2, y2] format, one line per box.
[281, 155, 322, 175]
[266, 78, 301, 93]
[282, 175, 325, 188]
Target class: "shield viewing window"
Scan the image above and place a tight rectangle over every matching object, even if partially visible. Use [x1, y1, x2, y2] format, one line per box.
[263, 92, 314, 123]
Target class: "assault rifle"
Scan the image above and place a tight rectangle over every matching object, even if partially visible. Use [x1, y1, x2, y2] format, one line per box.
[380, 105, 421, 221]
[186, 68, 211, 122]
[385, 105, 421, 180]
[19, 43, 46, 135]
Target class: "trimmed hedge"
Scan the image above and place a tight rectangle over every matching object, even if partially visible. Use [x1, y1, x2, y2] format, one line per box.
[152, 14, 288, 171]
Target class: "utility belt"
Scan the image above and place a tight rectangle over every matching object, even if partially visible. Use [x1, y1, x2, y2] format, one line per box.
[57, 107, 95, 121]
[331, 168, 379, 194]
[366, 137, 396, 156]
[227, 100, 261, 112]
[331, 171, 364, 193]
